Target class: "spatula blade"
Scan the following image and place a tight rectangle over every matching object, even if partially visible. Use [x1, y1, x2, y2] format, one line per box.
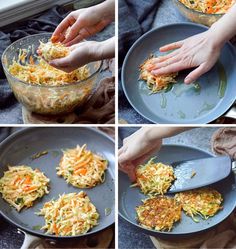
[168, 156, 232, 193]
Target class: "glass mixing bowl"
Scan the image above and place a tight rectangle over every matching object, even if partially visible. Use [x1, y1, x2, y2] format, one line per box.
[173, 0, 223, 26]
[2, 33, 102, 115]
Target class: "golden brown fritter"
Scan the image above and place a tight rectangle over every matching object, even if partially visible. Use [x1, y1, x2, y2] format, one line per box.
[136, 196, 182, 231]
[175, 187, 223, 222]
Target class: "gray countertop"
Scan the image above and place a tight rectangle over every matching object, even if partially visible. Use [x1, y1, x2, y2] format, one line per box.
[118, 127, 218, 249]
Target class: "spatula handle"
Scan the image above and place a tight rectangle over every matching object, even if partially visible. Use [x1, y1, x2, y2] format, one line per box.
[18, 229, 41, 249]
[232, 161, 236, 174]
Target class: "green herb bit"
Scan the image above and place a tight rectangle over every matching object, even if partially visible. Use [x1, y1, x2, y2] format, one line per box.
[15, 197, 24, 205]
[105, 208, 111, 216]
[31, 151, 48, 160]
[32, 225, 41, 230]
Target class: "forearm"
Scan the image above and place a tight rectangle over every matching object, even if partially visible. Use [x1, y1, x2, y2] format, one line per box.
[209, 3, 236, 47]
[96, 0, 115, 22]
[140, 127, 192, 142]
[93, 37, 115, 60]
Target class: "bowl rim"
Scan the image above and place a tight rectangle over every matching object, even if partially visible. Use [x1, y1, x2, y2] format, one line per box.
[1, 32, 103, 89]
[174, 0, 225, 17]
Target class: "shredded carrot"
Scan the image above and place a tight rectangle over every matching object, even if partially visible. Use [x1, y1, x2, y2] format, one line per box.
[57, 145, 108, 188]
[74, 159, 90, 171]
[51, 35, 59, 43]
[24, 186, 37, 192]
[179, 0, 235, 14]
[23, 175, 32, 185]
[29, 56, 34, 65]
[53, 224, 59, 236]
[139, 56, 178, 93]
[13, 176, 22, 185]
[74, 168, 87, 176]
[37, 192, 99, 236]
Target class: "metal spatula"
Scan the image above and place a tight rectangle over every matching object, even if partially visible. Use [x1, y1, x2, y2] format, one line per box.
[168, 155, 235, 193]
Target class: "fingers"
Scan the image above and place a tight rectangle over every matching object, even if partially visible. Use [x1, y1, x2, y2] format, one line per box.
[49, 43, 90, 72]
[64, 34, 85, 47]
[184, 63, 210, 84]
[150, 56, 179, 71]
[49, 56, 74, 73]
[64, 28, 91, 47]
[133, 147, 158, 166]
[37, 49, 42, 55]
[151, 61, 188, 75]
[119, 162, 136, 182]
[159, 41, 183, 52]
[51, 35, 60, 43]
[52, 15, 76, 42]
[150, 50, 178, 65]
[118, 144, 138, 165]
[118, 146, 126, 157]
[118, 145, 160, 182]
[119, 149, 131, 165]
[62, 17, 88, 44]
[127, 168, 136, 182]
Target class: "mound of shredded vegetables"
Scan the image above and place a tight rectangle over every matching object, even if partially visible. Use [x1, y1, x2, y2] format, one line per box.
[57, 144, 108, 188]
[0, 165, 49, 212]
[8, 48, 89, 86]
[133, 158, 176, 196]
[179, 0, 236, 14]
[139, 56, 178, 93]
[37, 192, 99, 236]
[175, 187, 223, 222]
[38, 41, 69, 61]
[136, 196, 182, 231]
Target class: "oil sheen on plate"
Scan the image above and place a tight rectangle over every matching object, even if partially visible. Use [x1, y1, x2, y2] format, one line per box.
[138, 61, 227, 122]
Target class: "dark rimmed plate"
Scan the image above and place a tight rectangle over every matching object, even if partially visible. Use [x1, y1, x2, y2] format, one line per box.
[0, 127, 115, 239]
[121, 23, 236, 124]
[119, 144, 236, 237]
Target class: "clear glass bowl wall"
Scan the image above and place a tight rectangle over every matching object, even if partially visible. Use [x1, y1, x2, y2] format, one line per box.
[2, 33, 102, 115]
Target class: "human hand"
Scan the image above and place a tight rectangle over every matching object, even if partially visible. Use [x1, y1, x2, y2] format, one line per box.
[118, 128, 162, 182]
[150, 30, 224, 84]
[48, 41, 99, 72]
[52, 0, 114, 46]
[49, 37, 114, 72]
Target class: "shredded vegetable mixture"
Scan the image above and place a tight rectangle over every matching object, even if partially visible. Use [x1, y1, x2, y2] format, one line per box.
[175, 187, 223, 222]
[57, 144, 108, 188]
[38, 41, 69, 61]
[0, 165, 49, 212]
[133, 158, 176, 196]
[37, 192, 99, 236]
[136, 196, 182, 231]
[179, 0, 236, 14]
[139, 57, 178, 93]
[8, 48, 89, 86]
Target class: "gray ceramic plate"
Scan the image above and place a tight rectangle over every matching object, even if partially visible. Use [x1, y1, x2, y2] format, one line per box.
[119, 144, 236, 237]
[122, 23, 236, 124]
[0, 127, 115, 239]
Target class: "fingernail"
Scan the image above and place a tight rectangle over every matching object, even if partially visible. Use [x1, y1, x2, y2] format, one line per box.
[185, 77, 192, 84]
[151, 70, 157, 75]
[49, 61, 56, 66]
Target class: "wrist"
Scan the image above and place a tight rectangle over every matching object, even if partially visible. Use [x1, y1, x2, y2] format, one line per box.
[140, 127, 159, 143]
[88, 41, 102, 61]
[92, 38, 115, 60]
[142, 127, 189, 143]
[96, 0, 115, 22]
[208, 23, 228, 49]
